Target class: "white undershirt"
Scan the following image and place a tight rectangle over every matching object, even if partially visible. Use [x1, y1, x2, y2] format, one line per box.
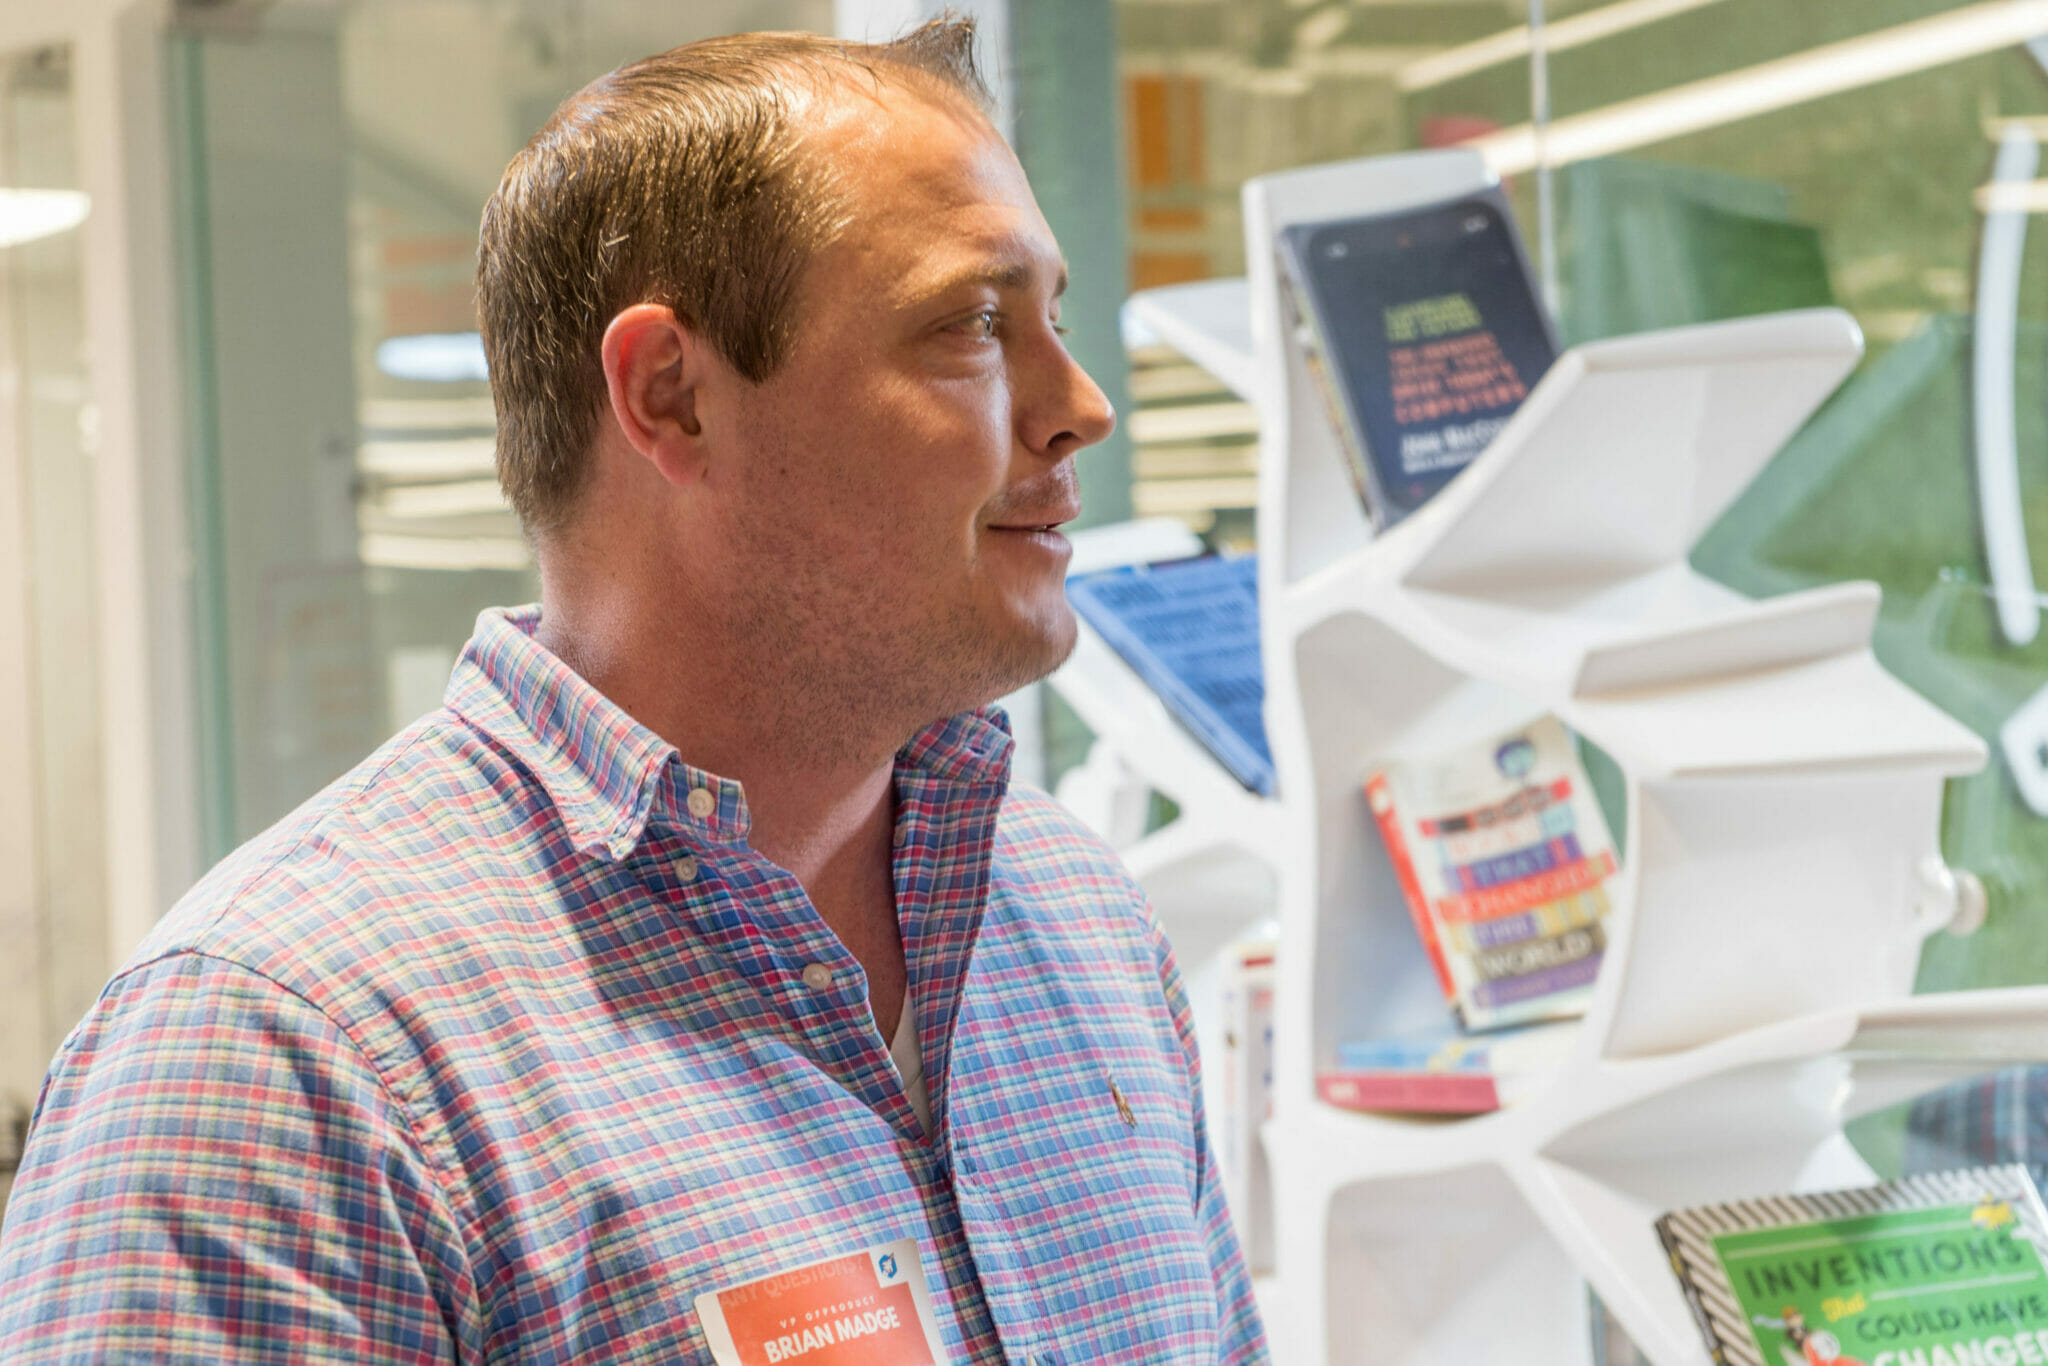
[889, 996, 931, 1137]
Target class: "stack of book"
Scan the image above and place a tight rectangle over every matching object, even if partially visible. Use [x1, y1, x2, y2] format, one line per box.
[1317, 1018, 1577, 1116]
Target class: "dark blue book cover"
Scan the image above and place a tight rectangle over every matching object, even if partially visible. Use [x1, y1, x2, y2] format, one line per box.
[1065, 554, 1274, 796]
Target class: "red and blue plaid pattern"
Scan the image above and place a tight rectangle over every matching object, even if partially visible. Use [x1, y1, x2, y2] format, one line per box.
[0, 606, 1267, 1364]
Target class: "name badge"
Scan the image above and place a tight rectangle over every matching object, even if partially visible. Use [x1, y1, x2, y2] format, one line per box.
[694, 1236, 948, 1366]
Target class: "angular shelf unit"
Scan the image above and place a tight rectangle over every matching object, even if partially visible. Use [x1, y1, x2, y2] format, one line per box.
[1110, 148, 2048, 1365]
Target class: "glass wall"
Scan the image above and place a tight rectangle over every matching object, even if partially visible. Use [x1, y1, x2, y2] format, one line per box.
[0, 40, 100, 1196]
[171, 1, 834, 855]
[1110, 6, 2048, 1353]
[1112, 0, 2048, 992]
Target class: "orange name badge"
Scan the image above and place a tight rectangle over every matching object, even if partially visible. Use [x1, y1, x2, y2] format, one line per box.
[694, 1238, 948, 1366]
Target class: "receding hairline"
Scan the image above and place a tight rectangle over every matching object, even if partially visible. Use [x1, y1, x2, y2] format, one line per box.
[477, 19, 1001, 541]
[776, 50, 1002, 180]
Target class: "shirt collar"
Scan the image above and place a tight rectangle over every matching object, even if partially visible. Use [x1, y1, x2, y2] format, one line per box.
[444, 605, 1017, 861]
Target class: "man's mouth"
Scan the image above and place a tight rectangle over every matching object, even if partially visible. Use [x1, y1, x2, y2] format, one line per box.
[989, 505, 1082, 535]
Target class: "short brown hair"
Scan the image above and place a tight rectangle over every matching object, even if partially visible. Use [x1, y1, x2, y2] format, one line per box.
[477, 19, 992, 538]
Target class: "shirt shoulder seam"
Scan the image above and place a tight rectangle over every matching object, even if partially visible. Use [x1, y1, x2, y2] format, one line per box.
[172, 724, 449, 945]
[106, 945, 489, 1276]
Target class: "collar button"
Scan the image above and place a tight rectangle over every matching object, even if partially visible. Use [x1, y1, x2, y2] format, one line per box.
[685, 787, 716, 819]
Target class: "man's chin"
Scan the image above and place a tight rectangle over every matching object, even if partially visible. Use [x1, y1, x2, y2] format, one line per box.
[949, 606, 1078, 713]
[1015, 604, 1079, 687]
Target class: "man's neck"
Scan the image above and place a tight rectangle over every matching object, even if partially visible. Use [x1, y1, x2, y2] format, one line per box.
[533, 597, 903, 883]
[532, 584, 914, 1035]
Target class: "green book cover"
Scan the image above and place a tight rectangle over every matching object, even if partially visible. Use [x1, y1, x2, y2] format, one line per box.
[1657, 1166, 2048, 1366]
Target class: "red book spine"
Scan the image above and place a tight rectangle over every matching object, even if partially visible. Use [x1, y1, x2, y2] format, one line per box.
[1317, 1069, 1500, 1115]
[1366, 773, 1455, 1000]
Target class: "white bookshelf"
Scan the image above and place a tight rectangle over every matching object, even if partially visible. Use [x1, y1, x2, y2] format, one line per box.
[1100, 148, 2048, 1365]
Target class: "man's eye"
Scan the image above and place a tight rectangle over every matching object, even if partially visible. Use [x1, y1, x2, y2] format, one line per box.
[961, 310, 1000, 339]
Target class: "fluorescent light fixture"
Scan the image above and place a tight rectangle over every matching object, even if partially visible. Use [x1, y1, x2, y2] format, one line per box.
[375, 331, 488, 383]
[359, 531, 530, 572]
[359, 396, 498, 431]
[374, 478, 511, 519]
[1465, 0, 2048, 176]
[1976, 178, 2048, 213]
[0, 188, 88, 248]
[1127, 400, 1259, 444]
[1131, 476, 1260, 515]
[1398, 0, 1730, 93]
[1295, 5, 1350, 54]
[356, 436, 497, 481]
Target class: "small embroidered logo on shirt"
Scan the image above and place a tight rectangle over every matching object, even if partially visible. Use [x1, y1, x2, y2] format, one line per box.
[1109, 1078, 1137, 1129]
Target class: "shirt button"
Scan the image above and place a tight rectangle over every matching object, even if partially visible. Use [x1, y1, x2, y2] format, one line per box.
[800, 962, 834, 991]
[672, 854, 698, 883]
[892, 823, 910, 847]
[686, 787, 716, 819]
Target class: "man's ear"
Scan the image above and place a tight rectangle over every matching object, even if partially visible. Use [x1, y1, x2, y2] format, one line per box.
[600, 303, 712, 487]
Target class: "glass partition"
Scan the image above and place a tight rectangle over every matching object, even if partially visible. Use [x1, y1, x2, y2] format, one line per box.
[1112, 2, 2048, 1356]
[1113, 0, 2048, 989]
[172, 1, 834, 854]
[0, 39, 99, 1205]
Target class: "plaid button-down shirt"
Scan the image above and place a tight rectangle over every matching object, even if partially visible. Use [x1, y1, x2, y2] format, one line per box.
[0, 606, 1267, 1365]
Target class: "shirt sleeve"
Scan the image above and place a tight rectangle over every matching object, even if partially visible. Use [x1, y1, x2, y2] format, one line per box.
[1142, 903, 1272, 1365]
[0, 951, 477, 1363]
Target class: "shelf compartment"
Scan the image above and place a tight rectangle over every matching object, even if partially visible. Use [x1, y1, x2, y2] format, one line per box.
[1316, 1163, 1592, 1366]
[1398, 310, 1864, 601]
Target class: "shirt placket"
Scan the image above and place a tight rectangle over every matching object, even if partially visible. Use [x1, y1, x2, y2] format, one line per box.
[894, 771, 1067, 1366]
[665, 772, 929, 1141]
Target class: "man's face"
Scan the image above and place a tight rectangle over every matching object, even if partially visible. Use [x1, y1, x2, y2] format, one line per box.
[706, 82, 1115, 731]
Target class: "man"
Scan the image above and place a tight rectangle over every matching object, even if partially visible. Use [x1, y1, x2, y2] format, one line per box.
[0, 19, 1269, 1365]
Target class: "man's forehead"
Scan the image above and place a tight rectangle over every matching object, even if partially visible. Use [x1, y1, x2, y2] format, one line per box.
[801, 83, 1066, 306]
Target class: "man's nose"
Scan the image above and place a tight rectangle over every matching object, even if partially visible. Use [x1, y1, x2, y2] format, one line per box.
[1026, 337, 1118, 459]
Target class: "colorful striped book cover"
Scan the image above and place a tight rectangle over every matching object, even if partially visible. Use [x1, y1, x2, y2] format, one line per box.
[1365, 714, 1621, 1030]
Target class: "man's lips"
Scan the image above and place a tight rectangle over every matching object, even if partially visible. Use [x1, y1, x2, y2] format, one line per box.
[988, 506, 1081, 534]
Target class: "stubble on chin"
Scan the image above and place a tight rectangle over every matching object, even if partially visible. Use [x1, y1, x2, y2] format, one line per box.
[725, 579, 1075, 769]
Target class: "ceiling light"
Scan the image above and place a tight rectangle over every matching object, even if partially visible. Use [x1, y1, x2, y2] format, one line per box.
[1398, 0, 1730, 93]
[359, 531, 530, 572]
[374, 478, 511, 519]
[375, 331, 489, 384]
[0, 188, 88, 249]
[1977, 179, 2048, 213]
[356, 436, 497, 481]
[1464, 0, 2048, 176]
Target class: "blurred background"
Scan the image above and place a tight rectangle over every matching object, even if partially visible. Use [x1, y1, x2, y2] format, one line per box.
[10, 0, 2048, 1225]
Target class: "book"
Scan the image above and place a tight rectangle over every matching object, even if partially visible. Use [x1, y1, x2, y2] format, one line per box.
[1318, 1018, 1577, 1115]
[1365, 714, 1620, 1031]
[1216, 936, 1276, 1271]
[1656, 1165, 2048, 1366]
[1275, 189, 1556, 529]
[1065, 553, 1274, 795]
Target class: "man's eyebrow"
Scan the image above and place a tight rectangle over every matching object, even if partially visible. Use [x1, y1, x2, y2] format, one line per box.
[909, 259, 1071, 303]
